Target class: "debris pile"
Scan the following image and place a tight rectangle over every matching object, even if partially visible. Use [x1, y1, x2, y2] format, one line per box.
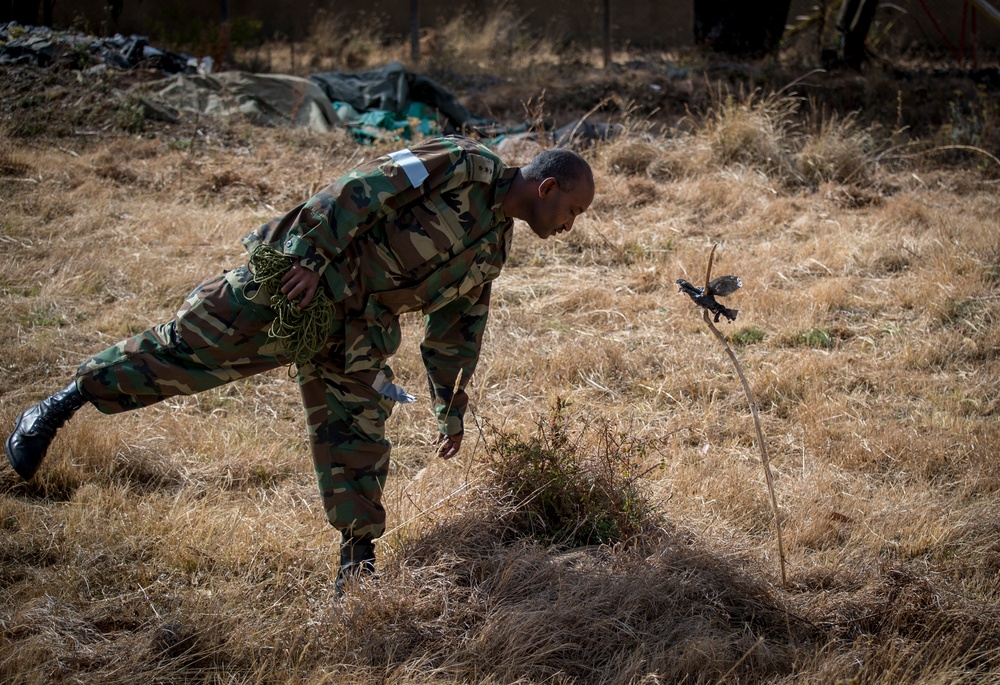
[0, 22, 198, 74]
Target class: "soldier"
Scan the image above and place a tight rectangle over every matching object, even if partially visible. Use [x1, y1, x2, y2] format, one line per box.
[6, 135, 595, 594]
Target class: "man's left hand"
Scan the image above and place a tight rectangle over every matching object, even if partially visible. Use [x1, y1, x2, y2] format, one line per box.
[436, 433, 463, 459]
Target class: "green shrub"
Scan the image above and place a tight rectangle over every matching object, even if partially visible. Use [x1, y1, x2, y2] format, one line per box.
[114, 96, 146, 134]
[944, 84, 998, 155]
[478, 401, 666, 548]
[21, 305, 65, 328]
[797, 328, 833, 349]
[730, 326, 767, 347]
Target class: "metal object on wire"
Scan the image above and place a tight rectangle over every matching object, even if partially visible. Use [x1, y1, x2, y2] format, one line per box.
[675, 275, 742, 322]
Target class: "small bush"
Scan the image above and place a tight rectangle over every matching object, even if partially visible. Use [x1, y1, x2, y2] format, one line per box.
[114, 96, 146, 134]
[601, 137, 662, 176]
[731, 326, 767, 347]
[797, 328, 834, 349]
[702, 89, 801, 182]
[478, 401, 666, 548]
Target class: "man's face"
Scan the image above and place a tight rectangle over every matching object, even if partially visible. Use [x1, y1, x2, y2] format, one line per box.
[528, 177, 595, 240]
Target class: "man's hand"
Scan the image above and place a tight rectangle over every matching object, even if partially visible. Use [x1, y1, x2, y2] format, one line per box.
[280, 260, 321, 309]
[436, 433, 463, 460]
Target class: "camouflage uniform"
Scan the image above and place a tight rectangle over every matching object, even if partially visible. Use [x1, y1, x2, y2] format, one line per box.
[76, 135, 515, 540]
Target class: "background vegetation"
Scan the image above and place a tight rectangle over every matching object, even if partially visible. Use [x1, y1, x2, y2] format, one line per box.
[1, 4, 999, 683]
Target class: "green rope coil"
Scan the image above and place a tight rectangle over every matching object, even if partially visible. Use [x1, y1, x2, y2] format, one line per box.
[246, 245, 334, 367]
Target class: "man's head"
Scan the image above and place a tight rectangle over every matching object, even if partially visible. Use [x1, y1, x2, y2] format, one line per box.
[516, 148, 595, 239]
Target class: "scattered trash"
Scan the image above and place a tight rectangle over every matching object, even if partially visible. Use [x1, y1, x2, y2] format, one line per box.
[0, 26, 625, 146]
[311, 61, 483, 132]
[0, 22, 195, 73]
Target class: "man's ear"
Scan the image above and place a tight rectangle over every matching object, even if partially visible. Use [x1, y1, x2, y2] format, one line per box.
[538, 177, 558, 197]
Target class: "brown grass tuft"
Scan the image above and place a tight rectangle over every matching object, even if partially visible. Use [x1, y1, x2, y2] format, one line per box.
[423, 1, 559, 79]
[0, 141, 31, 177]
[305, 9, 391, 71]
[797, 113, 874, 186]
[700, 89, 801, 182]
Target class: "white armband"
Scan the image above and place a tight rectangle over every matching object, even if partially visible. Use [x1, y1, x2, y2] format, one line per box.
[388, 148, 430, 188]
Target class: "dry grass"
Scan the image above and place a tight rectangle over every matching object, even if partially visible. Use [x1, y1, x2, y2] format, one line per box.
[796, 113, 873, 186]
[304, 9, 394, 72]
[420, 1, 566, 80]
[2, 36, 1000, 685]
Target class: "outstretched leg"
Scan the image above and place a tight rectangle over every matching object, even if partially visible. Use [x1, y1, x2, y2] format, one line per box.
[78, 266, 284, 412]
[5, 266, 285, 480]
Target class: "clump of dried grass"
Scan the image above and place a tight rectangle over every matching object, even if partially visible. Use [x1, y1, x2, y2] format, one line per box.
[700, 89, 801, 182]
[599, 137, 664, 176]
[303, 9, 392, 71]
[0, 135, 31, 177]
[597, 134, 709, 184]
[683, 89, 879, 189]
[797, 112, 873, 186]
[475, 402, 667, 547]
[423, 1, 558, 78]
[330, 437, 806, 684]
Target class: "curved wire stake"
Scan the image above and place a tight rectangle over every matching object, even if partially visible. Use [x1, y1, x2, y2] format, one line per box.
[700, 244, 787, 588]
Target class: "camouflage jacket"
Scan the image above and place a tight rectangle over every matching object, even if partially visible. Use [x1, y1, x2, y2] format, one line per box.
[242, 136, 516, 436]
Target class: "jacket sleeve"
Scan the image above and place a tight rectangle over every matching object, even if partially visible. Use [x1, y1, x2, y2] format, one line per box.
[420, 281, 493, 436]
[276, 142, 471, 276]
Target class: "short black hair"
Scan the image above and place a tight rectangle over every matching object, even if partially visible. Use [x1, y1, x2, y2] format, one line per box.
[521, 148, 593, 192]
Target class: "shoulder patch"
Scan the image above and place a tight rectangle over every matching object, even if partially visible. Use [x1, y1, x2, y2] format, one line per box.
[468, 154, 496, 184]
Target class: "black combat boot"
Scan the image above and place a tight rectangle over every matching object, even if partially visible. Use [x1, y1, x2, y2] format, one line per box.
[6, 381, 87, 480]
[335, 535, 376, 597]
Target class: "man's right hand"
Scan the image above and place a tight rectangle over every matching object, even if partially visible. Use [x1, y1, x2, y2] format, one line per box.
[436, 433, 463, 460]
[280, 260, 320, 309]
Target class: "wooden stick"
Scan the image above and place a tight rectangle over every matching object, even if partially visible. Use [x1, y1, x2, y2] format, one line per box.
[702, 245, 787, 588]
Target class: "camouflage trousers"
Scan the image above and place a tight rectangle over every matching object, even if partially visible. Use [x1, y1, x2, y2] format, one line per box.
[76, 265, 396, 540]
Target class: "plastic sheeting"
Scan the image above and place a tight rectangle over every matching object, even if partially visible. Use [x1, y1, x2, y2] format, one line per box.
[139, 72, 339, 133]
[1, 23, 623, 147]
[310, 61, 482, 131]
[0, 22, 194, 73]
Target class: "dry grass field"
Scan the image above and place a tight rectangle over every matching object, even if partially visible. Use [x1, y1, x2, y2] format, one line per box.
[1, 13, 1000, 684]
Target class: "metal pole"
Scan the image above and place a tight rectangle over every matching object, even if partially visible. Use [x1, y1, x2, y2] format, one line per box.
[603, 0, 612, 68]
[220, 0, 232, 67]
[411, 0, 421, 64]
